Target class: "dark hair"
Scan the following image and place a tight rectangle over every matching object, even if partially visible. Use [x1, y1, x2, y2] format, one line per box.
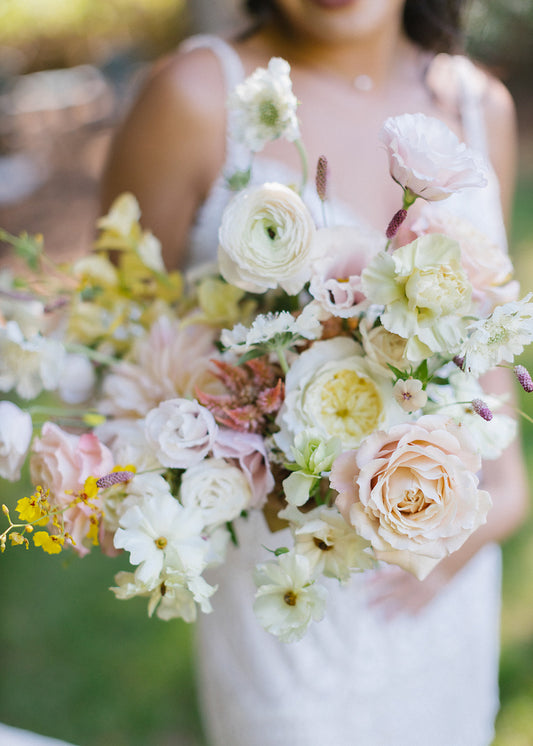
[243, 0, 466, 54]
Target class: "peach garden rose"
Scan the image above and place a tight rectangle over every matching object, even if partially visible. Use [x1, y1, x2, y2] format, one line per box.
[330, 415, 491, 580]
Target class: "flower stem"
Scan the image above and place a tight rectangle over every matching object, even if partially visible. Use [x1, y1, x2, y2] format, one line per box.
[294, 139, 309, 196]
[65, 343, 118, 366]
[276, 347, 289, 375]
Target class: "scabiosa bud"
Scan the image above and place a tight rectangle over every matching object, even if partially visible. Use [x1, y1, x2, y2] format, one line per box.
[453, 355, 465, 370]
[315, 155, 328, 202]
[96, 470, 135, 489]
[471, 398, 493, 421]
[385, 208, 408, 240]
[514, 364, 533, 393]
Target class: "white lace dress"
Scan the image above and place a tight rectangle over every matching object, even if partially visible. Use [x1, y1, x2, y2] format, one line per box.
[183, 35, 504, 746]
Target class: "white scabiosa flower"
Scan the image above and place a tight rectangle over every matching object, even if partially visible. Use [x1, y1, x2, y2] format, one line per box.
[218, 183, 316, 296]
[0, 320, 65, 399]
[461, 294, 533, 376]
[114, 492, 207, 584]
[0, 401, 33, 481]
[228, 57, 300, 152]
[253, 552, 327, 643]
[221, 309, 322, 354]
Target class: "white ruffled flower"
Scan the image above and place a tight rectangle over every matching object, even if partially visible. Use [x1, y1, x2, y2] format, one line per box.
[0, 401, 33, 481]
[253, 552, 327, 642]
[228, 57, 300, 152]
[461, 294, 533, 376]
[180, 457, 252, 528]
[362, 235, 472, 361]
[218, 183, 316, 295]
[114, 492, 207, 584]
[276, 337, 396, 455]
[0, 320, 65, 399]
[144, 398, 218, 469]
[380, 112, 487, 201]
[280, 504, 375, 582]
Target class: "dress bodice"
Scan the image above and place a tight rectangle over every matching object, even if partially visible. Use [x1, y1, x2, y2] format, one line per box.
[180, 34, 509, 271]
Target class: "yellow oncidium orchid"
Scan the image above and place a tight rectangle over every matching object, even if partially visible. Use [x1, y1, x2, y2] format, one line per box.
[33, 532, 65, 555]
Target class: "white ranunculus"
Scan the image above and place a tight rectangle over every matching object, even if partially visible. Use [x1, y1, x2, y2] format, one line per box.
[0, 320, 65, 399]
[0, 401, 33, 481]
[253, 552, 327, 642]
[180, 457, 252, 528]
[228, 57, 300, 152]
[218, 183, 316, 295]
[362, 234, 472, 361]
[380, 112, 487, 200]
[114, 492, 207, 584]
[275, 337, 396, 456]
[58, 354, 96, 404]
[144, 398, 218, 469]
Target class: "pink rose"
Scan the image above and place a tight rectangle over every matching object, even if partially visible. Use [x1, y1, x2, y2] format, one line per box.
[212, 427, 274, 508]
[380, 113, 487, 201]
[30, 422, 114, 556]
[309, 226, 383, 318]
[330, 415, 491, 579]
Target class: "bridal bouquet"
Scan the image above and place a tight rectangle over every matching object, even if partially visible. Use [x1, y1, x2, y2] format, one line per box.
[2, 57, 532, 642]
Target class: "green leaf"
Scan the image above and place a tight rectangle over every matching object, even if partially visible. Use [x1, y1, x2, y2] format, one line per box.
[226, 168, 252, 191]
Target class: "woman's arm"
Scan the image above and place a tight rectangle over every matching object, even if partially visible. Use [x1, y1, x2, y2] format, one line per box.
[100, 46, 227, 270]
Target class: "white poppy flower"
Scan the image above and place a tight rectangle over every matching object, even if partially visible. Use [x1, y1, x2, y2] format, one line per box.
[253, 552, 327, 642]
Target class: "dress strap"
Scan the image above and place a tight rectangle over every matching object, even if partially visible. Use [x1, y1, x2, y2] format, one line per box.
[179, 34, 250, 172]
[452, 55, 489, 157]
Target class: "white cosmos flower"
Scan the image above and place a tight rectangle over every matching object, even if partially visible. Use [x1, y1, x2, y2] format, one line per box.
[0, 401, 33, 481]
[280, 504, 375, 582]
[113, 492, 207, 584]
[380, 112, 487, 201]
[144, 398, 218, 469]
[218, 182, 316, 295]
[228, 57, 300, 152]
[461, 294, 533, 376]
[0, 320, 65, 399]
[253, 552, 327, 643]
[180, 458, 252, 528]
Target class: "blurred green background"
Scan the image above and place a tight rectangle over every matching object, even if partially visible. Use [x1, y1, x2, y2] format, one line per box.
[0, 1, 532, 744]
